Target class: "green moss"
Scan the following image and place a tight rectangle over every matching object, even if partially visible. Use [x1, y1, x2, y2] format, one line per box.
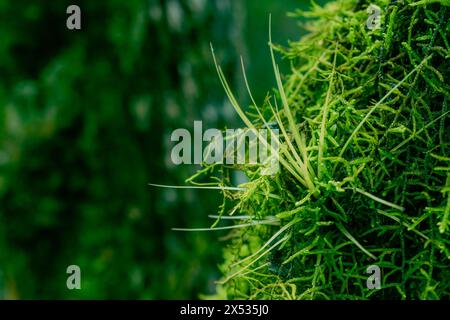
[198, 0, 449, 299]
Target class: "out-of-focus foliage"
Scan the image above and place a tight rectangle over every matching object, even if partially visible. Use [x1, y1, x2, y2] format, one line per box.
[0, 0, 248, 299]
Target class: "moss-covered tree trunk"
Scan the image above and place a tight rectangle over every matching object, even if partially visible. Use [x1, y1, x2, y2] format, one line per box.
[203, 0, 449, 300]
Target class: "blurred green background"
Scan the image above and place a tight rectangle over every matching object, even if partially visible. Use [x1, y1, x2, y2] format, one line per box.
[0, 0, 327, 299]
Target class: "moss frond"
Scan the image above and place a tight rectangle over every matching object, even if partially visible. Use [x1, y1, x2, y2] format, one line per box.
[195, 0, 449, 300]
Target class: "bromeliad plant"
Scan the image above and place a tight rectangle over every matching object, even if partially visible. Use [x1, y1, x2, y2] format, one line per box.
[190, 0, 449, 299]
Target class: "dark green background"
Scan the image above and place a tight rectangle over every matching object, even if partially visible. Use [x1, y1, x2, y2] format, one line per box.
[0, 0, 327, 299]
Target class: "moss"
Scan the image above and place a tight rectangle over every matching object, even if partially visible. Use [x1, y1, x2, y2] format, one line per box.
[196, 0, 449, 299]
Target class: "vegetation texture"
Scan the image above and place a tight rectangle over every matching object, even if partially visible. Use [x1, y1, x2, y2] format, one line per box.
[199, 0, 449, 299]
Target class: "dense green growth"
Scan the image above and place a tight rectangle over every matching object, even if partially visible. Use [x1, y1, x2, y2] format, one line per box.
[200, 0, 449, 299]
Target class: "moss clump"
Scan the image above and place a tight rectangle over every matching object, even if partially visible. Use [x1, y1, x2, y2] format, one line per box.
[195, 0, 449, 299]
